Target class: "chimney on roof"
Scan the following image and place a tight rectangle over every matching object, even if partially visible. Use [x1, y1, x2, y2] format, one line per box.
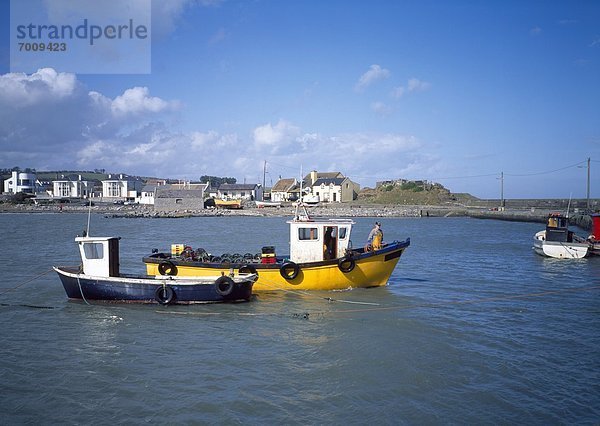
[310, 170, 318, 185]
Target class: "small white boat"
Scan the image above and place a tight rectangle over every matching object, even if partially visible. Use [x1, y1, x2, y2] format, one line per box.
[255, 200, 281, 208]
[533, 213, 590, 259]
[302, 194, 319, 205]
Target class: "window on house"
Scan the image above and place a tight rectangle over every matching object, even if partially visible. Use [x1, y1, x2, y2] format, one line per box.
[298, 227, 319, 240]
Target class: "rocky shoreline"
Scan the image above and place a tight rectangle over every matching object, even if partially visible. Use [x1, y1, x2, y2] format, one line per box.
[1, 202, 594, 231]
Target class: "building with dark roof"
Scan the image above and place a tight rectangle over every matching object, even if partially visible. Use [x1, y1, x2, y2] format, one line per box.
[311, 175, 360, 203]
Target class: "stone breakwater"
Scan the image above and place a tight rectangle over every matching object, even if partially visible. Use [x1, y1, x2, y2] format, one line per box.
[0, 202, 594, 231]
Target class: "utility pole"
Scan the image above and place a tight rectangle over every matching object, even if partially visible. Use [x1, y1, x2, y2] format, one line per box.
[500, 171, 504, 210]
[587, 157, 591, 211]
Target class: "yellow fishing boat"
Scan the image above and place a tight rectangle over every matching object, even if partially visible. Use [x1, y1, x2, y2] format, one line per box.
[214, 199, 242, 209]
[143, 204, 410, 291]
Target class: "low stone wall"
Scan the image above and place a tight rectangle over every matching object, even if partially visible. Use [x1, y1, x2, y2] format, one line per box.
[1, 201, 595, 232]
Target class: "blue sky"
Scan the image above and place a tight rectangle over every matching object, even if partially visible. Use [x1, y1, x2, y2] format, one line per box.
[1, 0, 598, 199]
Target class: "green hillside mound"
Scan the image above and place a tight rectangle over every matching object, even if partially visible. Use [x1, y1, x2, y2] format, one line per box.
[358, 181, 469, 205]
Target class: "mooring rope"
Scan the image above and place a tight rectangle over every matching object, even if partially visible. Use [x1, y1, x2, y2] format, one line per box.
[0, 268, 53, 296]
[254, 276, 382, 306]
[76, 274, 91, 305]
[154, 284, 600, 318]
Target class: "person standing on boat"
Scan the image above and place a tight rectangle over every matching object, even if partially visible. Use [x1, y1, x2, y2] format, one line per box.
[323, 227, 334, 260]
[367, 221, 383, 251]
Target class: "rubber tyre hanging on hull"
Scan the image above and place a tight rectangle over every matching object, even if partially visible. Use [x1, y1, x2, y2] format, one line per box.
[158, 261, 178, 276]
[155, 285, 175, 305]
[338, 256, 356, 273]
[215, 276, 234, 296]
[280, 261, 300, 280]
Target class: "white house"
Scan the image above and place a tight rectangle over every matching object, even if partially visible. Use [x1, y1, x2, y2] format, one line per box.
[3, 171, 39, 194]
[101, 174, 144, 200]
[137, 185, 156, 205]
[270, 178, 298, 202]
[218, 183, 263, 201]
[311, 176, 360, 203]
[52, 175, 93, 198]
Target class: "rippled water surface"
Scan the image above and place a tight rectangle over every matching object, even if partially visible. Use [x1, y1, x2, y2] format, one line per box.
[1, 213, 599, 424]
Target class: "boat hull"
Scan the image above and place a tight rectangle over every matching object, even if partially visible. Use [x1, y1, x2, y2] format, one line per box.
[143, 239, 410, 291]
[255, 201, 281, 208]
[214, 200, 242, 209]
[533, 231, 589, 259]
[53, 267, 255, 304]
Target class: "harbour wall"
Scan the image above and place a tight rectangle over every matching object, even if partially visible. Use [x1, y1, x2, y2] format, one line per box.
[1, 200, 596, 232]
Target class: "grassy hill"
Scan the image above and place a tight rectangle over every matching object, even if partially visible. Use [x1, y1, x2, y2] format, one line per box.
[357, 181, 472, 205]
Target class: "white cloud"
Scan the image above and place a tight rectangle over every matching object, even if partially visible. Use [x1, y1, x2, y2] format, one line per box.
[355, 64, 390, 92]
[253, 120, 300, 153]
[0, 68, 181, 176]
[390, 78, 431, 99]
[407, 78, 431, 92]
[390, 86, 405, 99]
[371, 101, 392, 116]
[152, 0, 223, 38]
[0, 68, 438, 187]
[0, 68, 77, 107]
[111, 87, 179, 116]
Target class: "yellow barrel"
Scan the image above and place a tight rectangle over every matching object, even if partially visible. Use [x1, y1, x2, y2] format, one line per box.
[171, 244, 185, 256]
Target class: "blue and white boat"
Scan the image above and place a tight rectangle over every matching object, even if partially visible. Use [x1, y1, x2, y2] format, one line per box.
[54, 235, 257, 304]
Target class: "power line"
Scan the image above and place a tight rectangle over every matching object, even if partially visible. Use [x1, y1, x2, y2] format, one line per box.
[504, 160, 587, 177]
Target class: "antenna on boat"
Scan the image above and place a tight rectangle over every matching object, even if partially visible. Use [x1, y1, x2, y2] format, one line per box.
[292, 164, 311, 221]
[566, 193, 572, 219]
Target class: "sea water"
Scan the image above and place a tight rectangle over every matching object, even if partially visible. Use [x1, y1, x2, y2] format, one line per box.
[0, 213, 598, 424]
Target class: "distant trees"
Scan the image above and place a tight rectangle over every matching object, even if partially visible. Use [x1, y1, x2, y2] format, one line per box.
[200, 175, 237, 187]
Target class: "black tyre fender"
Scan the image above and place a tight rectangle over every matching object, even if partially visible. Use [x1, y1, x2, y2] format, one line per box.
[155, 285, 175, 305]
[338, 256, 356, 273]
[239, 264, 258, 277]
[158, 261, 177, 276]
[280, 261, 300, 280]
[215, 276, 235, 296]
